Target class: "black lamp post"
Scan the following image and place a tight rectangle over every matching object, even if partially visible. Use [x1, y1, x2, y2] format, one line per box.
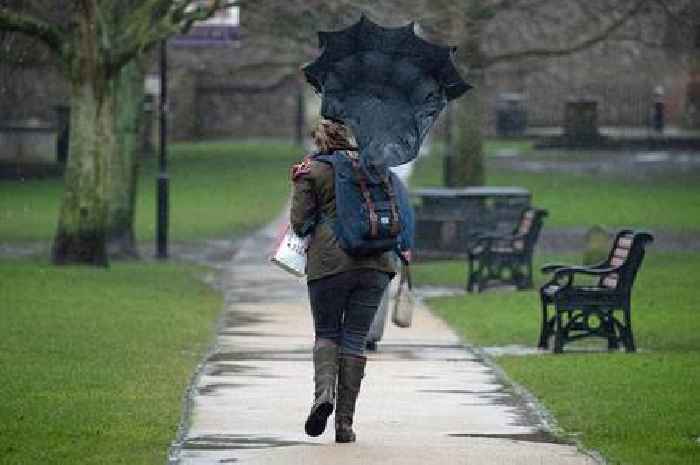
[157, 39, 169, 259]
[443, 102, 454, 187]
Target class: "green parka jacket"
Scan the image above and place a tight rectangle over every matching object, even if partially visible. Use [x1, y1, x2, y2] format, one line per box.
[290, 153, 395, 282]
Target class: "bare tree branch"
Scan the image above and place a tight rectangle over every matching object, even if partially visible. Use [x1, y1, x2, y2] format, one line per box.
[652, 0, 695, 27]
[484, 0, 650, 66]
[108, 0, 237, 76]
[198, 70, 298, 93]
[0, 6, 67, 57]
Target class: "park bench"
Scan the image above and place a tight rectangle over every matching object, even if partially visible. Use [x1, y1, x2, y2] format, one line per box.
[412, 187, 531, 260]
[537, 230, 654, 353]
[466, 207, 548, 292]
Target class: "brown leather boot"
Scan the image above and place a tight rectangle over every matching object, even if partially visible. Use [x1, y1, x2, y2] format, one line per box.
[335, 354, 366, 443]
[304, 343, 338, 436]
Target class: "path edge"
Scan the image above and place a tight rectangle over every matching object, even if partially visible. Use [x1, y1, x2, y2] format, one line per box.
[419, 297, 608, 465]
[165, 231, 266, 465]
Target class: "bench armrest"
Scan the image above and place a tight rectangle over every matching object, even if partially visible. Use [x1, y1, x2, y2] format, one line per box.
[542, 264, 599, 274]
[542, 264, 619, 290]
[469, 234, 506, 252]
[474, 233, 513, 242]
[541, 263, 570, 274]
[542, 262, 614, 274]
[555, 266, 617, 276]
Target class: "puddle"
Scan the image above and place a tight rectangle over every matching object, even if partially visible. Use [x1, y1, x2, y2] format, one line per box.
[447, 431, 566, 444]
[494, 148, 520, 158]
[205, 364, 257, 377]
[227, 293, 304, 303]
[481, 393, 517, 406]
[380, 343, 465, 350]
[198, 383, 243, 395]
[368, 343, 477, 362]
[635, 151, 670, 162]
[206, 364, 283, 379]
[482, 345, 546, 357]
[414, 286, 466, 299]
[183, 434, 316, 451]
[208, 349, 309, 362]
[418, 388, 504, 395]
[492, 151, 700, 181]
[222, 312, 268, 328]
[368, 349, 476, 362]
[0, 243, 46, 258]
[219, 330, 296, 338]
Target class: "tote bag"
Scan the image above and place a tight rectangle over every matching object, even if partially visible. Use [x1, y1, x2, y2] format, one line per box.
[391, 262, 414, 328]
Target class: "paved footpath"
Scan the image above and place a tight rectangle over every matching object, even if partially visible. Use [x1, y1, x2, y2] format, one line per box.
[171, 222, 598, 465]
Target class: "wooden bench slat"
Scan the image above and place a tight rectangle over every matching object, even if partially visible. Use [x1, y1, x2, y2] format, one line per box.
[617, 236, 633, 248]
[614, 247, 630, 258]
[610, 256, 625, 267]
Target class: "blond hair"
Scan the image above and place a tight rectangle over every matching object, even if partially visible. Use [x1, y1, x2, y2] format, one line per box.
[312, 119, 358, 153]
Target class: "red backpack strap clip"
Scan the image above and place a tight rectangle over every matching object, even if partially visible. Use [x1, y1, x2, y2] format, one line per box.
[290, 155, 313, 181]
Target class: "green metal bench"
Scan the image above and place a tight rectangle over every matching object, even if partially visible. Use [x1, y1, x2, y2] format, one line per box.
[466, 207, 548, 292]
[538, 230, 654, 353]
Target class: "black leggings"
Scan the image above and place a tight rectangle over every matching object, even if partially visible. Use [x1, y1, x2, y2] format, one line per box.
[308, 269, 391, 355]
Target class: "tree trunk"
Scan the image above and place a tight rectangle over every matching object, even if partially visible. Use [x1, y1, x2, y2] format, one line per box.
[451, 69, 485, 186]
[52, 78, 112, 266]
[447, 11, 485, 188]
[52, 5, 110, 266]
[107, 60, 145, 259]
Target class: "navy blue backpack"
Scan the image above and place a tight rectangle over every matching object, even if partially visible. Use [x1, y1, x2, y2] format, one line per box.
[316, 151, 415, 259]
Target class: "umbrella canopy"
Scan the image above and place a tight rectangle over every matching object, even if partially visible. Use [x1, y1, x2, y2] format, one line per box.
[303, 15, 471, 168]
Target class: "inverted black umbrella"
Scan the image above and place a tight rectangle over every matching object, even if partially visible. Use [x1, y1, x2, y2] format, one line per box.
[303, 15, 471, 168]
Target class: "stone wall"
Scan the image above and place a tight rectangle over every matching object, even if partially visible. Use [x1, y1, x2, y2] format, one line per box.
[0, 127, 56, 163]
[0, 65, 68, 126]
[193, 80, 300, 140]
[483, 45, 686, 130]
[152, 44, 301, 142]
[0, 32, 693, 143]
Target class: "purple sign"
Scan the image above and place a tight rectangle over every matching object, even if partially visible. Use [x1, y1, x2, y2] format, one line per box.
[172, 25, 240, 47]
[172, 5, 240, 47]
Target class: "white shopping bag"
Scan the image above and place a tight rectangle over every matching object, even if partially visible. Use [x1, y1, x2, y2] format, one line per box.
[270, 223, 308, 277]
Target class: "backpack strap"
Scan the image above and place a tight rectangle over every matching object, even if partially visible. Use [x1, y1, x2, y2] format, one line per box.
[379, 172, 401, 236]
[348, 154, 380, 238]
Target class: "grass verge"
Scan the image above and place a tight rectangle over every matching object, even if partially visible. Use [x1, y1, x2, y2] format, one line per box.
[0, 140, 301, 242]
[414, 253, 700, 465]
[0, 140, 301, 464]
[0, 259, 223, 465]
[410, 144, 700, 232]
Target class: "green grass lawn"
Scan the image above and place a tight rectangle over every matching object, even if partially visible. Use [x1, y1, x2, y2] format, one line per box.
[0, 140, 301, 242]
[413, 142, 700, 463]
[414, 253, 700, 465]
[0, 140, 301, 464]
[411, 144, 700, 232]
[0, 259, 222, 465]
[431, 139, 536, 159]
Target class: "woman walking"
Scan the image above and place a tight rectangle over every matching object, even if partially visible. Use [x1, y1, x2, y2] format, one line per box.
[290, 119, 399, 443]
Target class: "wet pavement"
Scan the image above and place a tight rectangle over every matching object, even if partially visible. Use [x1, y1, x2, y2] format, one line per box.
[489, 149, 700, 180]
[538, 227, 700, 254]
[170, 221, 599, 465]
